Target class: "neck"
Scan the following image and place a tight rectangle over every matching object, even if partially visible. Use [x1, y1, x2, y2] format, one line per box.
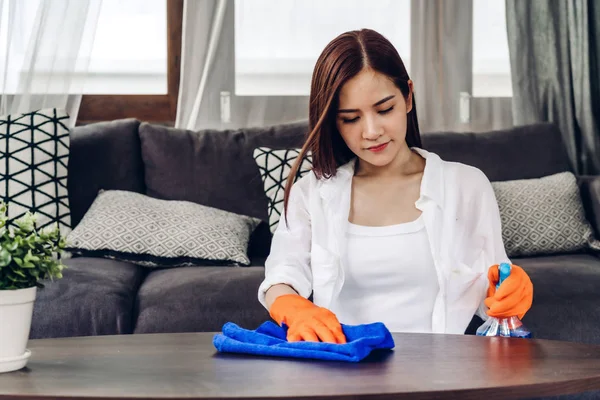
[355, 145, 420, 179]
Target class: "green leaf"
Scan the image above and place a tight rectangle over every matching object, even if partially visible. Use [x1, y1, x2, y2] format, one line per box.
[12, 269, 26, 278]
[24, 249, 40, 263]
[0, 248, 11, 267]
[9, 238, 22, 250]
[14, 212, 37, 233]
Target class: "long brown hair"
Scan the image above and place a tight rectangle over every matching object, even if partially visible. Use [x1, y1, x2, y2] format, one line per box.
[283, 28, 422, 222]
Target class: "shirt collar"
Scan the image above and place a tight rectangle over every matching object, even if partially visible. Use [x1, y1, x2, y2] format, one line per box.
[412, 147, 444, 210]
[318, 147, 444, 209]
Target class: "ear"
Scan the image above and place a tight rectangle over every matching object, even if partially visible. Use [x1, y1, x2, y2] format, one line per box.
[406, 80, 414, 113]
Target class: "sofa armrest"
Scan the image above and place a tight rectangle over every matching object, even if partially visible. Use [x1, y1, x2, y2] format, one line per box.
[579, 175, 600, 237]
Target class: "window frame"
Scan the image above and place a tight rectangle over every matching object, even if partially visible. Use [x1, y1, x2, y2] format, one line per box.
[77, 0, 182, 125]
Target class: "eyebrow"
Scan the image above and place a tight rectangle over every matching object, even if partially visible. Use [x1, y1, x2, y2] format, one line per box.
[337, 95, 396, 114]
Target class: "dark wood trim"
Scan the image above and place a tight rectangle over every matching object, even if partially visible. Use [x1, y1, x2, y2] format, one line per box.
[77, 0, 183, 125]
[167, 0, 183, 115]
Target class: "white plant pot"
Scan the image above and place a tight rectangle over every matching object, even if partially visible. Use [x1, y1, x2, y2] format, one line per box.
[0, 286, 36, 373]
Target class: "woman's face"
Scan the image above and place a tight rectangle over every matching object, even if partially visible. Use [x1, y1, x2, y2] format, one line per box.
[335, 68, 413, 169]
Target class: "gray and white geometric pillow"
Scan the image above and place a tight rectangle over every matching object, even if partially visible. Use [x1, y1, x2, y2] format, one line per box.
[492, 172, 600, 257]
[253, 147, 312, 233]
[66, 190, 261, 267]
[0, 108, 71, 233]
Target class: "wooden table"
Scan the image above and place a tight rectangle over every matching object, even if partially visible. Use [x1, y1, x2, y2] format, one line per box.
[2, 332, 600, 399]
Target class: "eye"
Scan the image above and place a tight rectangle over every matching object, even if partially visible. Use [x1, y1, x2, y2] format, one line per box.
[378, 106, 394, 115]
[342, 116, 359, 124]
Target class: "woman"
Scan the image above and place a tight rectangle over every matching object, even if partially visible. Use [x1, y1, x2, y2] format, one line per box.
[258, 29, 533, 344]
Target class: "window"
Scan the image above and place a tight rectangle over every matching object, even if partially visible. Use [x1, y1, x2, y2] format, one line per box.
[78, 0, 182, 123]
[472, 0, 512, 97]
[234, 0, 410, 96]
[1, 0, 181, 123]
[0, 0, 96, 95]
[85, 0, 168, 94]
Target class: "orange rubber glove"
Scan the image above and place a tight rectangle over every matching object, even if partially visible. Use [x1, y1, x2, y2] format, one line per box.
[484, 264, 533, 319]
[269, 294, 347, 344]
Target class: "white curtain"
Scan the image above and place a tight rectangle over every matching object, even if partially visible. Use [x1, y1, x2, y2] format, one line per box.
[176, 0, 229, 130]
[410, 0, 472, 133]
[410, 0, 513, 133]
[176, 0, 513, 133]
[0, 0, 102, 126]
[176, 0, 309, 131]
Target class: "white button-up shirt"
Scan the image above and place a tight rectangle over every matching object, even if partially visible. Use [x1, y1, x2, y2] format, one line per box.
[258, 148, 511, 334]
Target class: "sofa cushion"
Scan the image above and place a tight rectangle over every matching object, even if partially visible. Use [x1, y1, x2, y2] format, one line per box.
[493, 172, 600, 257]
[138, 121, 306, 221]
[66, 190, 261, 267]
[134, 266, 269, 333]
[68, 118, 145, 228]
[30, 257, 145, 339]
[508, 254, 600, 345]
[422, 122, 572, 181]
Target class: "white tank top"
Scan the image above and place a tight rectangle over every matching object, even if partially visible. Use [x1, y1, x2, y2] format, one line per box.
[329, 215, 439, 333]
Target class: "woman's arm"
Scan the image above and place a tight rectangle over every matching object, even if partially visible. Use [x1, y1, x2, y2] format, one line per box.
[257, 175, 314, 310]
[258, 176, 345, 344]
[264, 284, 299, 310]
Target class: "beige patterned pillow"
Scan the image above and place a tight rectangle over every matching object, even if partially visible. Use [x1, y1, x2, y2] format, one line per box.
[66, 190, 261, 266]
[493, 172, 600, 257]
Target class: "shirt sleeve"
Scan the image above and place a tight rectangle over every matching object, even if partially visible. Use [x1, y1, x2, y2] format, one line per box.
[473, 170, 511, 321]
[257, 176, 314, 310]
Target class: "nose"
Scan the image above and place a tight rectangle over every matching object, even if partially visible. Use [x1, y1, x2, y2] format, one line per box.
[362, 115, 383, 140]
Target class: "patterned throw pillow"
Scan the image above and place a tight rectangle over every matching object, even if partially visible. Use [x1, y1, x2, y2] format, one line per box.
[66, 190, 261, 267]
[492, 172, 600, 257]
[253, 147, 313, 233]
[0, 108, 71, 232]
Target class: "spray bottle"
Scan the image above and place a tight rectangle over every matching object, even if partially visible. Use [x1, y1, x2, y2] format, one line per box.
[476, 263, 532, 338]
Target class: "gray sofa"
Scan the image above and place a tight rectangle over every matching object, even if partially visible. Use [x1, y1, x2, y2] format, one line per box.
[31, 118, 600, 348]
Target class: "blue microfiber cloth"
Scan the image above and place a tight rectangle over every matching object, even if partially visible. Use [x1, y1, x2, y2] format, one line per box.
[213, 321, 395, 362]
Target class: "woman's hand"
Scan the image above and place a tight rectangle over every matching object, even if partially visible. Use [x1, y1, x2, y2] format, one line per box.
[269, 294, 347, 344]
[485, 264, 533, 319]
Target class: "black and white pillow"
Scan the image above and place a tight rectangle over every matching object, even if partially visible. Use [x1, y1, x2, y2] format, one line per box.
[66, 190, 261, 267]
[492, 172, 600, 257]
[253, 147, 313, 233]
[0, 109, 71, 232]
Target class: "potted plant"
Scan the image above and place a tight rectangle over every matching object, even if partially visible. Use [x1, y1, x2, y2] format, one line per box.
[0, 202, 66, 373]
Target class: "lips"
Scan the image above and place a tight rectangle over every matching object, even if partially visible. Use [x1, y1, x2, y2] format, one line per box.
[367, 142, 389, 152]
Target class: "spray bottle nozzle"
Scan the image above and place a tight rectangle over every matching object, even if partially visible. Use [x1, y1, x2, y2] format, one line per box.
[497, 263, 512, 290]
